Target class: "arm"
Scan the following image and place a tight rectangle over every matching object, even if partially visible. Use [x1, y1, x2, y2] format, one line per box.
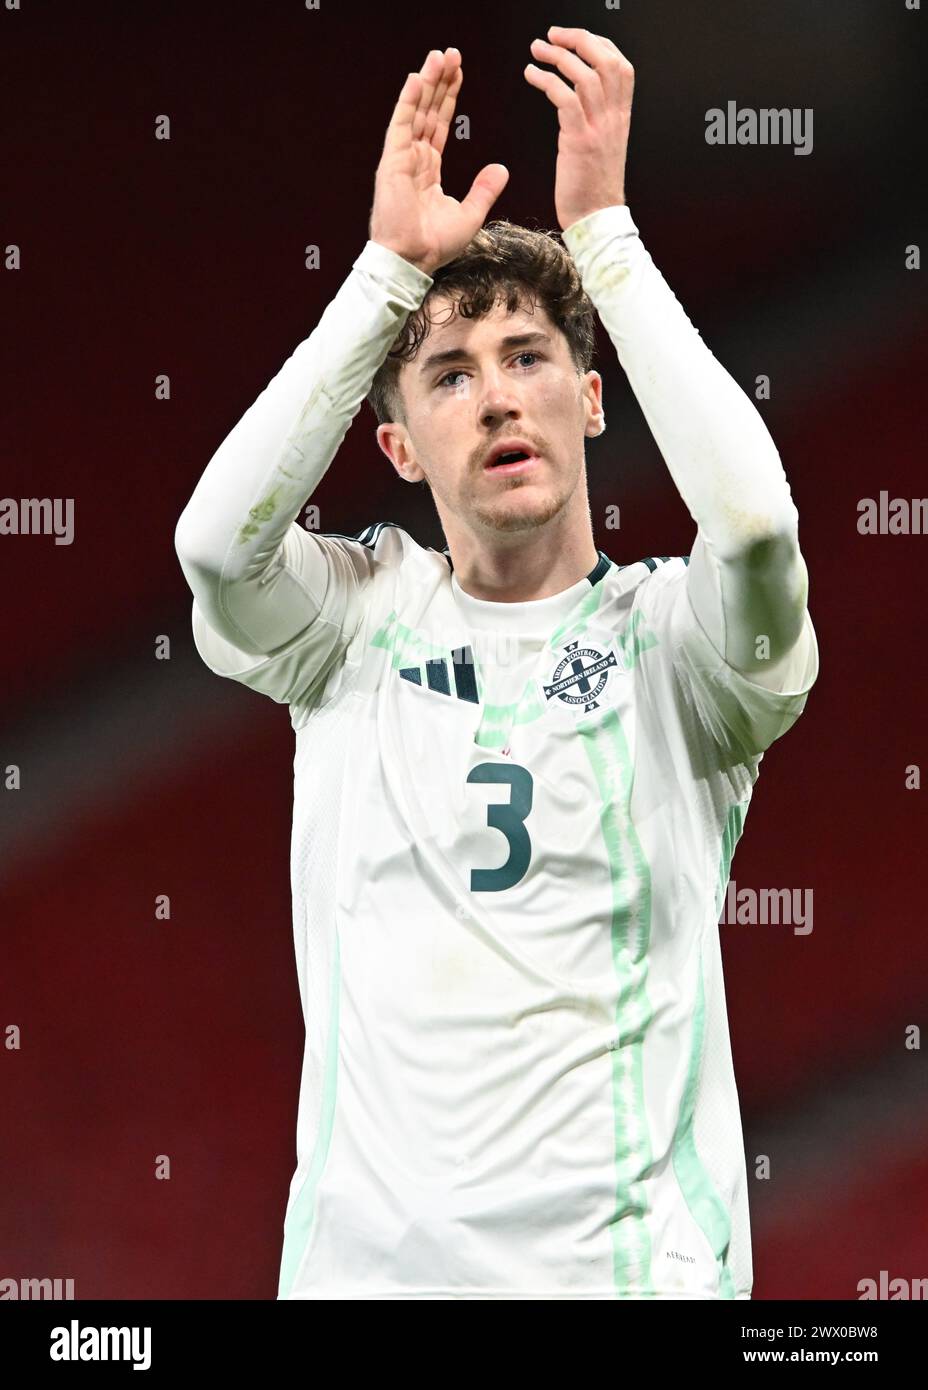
[562, 201, 811, 686]
[174, 240, 434, 657]
[175, 46, 508, 660]
[528, 26, 811, 687]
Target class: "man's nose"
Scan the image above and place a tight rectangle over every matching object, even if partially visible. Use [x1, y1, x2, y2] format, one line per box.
[478, 375, 522, 423]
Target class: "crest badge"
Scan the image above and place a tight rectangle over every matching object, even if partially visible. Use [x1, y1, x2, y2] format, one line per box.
[542, 639, 621, 713]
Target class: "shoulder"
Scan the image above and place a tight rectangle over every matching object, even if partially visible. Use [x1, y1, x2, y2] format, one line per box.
[306, 520, 441, 575]
[602, 552, 691, 604]
[629, 554, 691, 578]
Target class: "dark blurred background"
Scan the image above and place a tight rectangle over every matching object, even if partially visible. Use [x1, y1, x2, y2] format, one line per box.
[2, 0, 926, 1299]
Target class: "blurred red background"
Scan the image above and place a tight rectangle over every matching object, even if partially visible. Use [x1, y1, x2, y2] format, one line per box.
[2, 0, 926, 1299]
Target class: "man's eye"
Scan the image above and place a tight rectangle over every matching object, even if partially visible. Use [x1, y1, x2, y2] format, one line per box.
[437, 352, 541, 390]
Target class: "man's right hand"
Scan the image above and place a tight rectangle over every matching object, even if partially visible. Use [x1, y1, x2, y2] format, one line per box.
[369, 48, 509, 277]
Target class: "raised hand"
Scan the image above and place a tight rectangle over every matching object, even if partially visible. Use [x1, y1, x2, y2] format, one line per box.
[369, 48, 510, 276]
[524, 26, 634, 232]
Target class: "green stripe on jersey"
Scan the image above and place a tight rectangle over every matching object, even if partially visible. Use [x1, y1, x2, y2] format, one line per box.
[667, 797, 752, 1299]
[577, 707, 654, 1293]
[671, 954, 736, 1299]
[716, 800, 749, 917]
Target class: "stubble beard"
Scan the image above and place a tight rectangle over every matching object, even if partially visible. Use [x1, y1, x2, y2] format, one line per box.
[468, 471, 575, 535]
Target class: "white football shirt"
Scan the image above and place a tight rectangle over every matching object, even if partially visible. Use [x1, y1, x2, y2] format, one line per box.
[190, 518, 819, 1299]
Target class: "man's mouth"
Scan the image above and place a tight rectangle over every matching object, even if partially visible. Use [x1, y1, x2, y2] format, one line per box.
[483, 447, 541, 475]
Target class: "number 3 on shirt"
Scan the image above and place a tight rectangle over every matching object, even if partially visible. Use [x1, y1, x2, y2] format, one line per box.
[466, 762, 534, 892]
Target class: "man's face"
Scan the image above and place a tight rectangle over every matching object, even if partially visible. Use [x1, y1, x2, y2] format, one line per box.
[376, 293, 604, 540]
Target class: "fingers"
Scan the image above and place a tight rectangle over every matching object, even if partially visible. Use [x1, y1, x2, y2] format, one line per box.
[414, 49, 445, 141]
[523, 62, 584, 123]
[383, 49, 459, 155]
[430, 54, 463, 156]
[525, 26, 633, 116]
[547, 24, 633, 75]
[384, 70, 423, 155]
[460, 162, 510, 225]
[528, 36, 604, 120]
[388, 70, 422, 131]
[418, 48, 461, 145]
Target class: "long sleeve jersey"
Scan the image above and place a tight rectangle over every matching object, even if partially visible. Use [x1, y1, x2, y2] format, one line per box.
[175, 206, 818, 1300]
[175, 205, 813, 696]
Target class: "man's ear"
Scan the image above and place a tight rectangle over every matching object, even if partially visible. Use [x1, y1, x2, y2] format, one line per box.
[581, 370, 606, 437]
[376, 422, 427, 482]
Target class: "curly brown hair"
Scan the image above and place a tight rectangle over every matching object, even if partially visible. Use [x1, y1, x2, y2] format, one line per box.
[366, 219, 597, 427]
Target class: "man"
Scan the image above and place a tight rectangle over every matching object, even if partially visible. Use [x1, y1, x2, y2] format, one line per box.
[174, 31, 818, 1299]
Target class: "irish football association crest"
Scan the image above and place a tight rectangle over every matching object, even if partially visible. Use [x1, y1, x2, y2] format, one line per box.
[542, 640, 619, 712]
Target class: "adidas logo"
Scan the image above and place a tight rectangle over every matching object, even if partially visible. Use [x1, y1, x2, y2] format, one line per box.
[399, 646, 478, 704]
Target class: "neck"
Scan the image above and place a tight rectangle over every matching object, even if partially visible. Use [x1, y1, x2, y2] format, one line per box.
[446, 524, 600, 603]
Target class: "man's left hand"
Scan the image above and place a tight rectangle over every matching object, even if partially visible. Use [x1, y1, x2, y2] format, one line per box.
[524, 26, 634, 232]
